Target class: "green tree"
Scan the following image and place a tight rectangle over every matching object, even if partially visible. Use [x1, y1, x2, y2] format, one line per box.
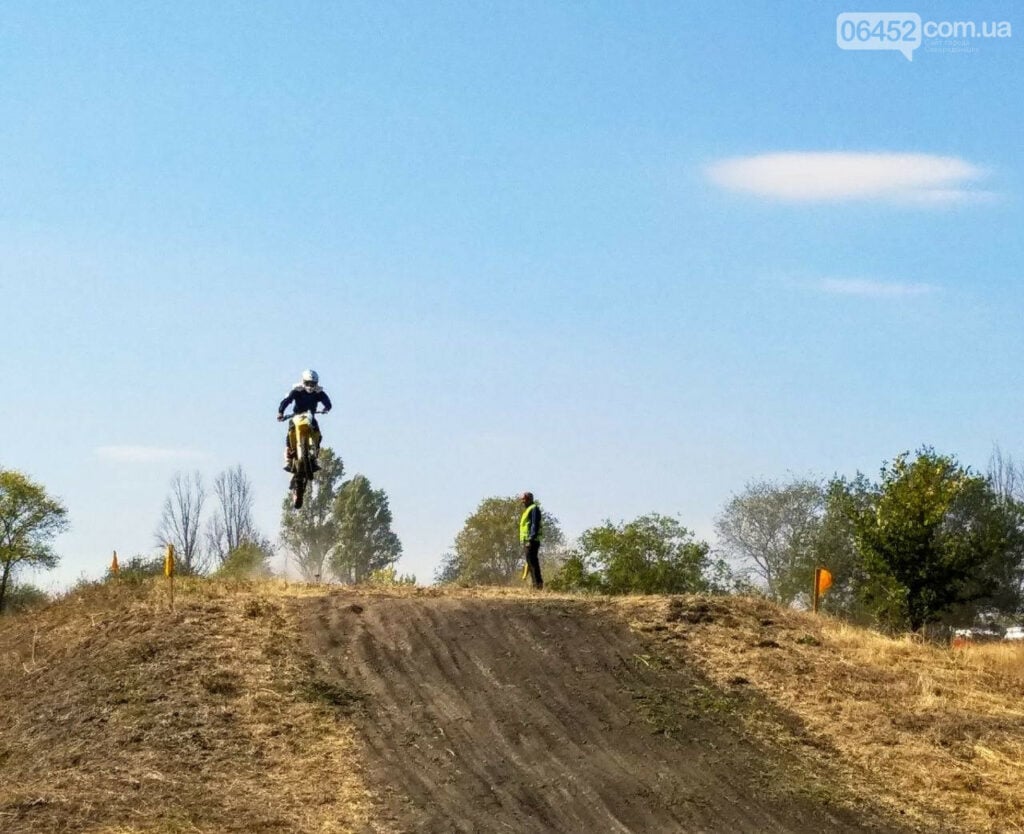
[0, 470, 69, 614]
[545, 550, 603, 593]
[936, 478, 1024, 625]
[215, 541, 274, 578]
[715, 478, 824, 603]
[111, 554, 166, 584]
[552, 514, 720, 595]
[366, 565, 417, 586]
[436, 496, 565, 585]
[280, 448, 344, 581]
[3, 583, 49, 614]
[329, 475, 402, 583]
[841, 449, 1024, 631]
[811, 475, 878, 621]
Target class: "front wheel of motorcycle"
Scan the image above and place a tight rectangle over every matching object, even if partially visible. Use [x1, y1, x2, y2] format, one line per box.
[298, 436, 315, 480]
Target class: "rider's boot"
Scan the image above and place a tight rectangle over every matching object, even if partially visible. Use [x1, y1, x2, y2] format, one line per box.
[283, 446, 296, 473]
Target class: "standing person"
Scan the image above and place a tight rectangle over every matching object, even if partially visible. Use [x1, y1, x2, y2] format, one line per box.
[277, 369, 332, 472]
[519, 492, 543, 590]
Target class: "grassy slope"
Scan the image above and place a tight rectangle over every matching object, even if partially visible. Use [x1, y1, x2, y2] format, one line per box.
[614, 595, 1024, 834]
[0, 580, 1021, 833]
[0, 579, 376, 834]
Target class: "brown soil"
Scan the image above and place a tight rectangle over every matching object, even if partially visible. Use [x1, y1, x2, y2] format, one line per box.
[300, 592, 907, 834]
[5, 581, 971, 834]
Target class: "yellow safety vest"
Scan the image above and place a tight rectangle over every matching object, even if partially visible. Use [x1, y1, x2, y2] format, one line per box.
[519, 504, 541, 543]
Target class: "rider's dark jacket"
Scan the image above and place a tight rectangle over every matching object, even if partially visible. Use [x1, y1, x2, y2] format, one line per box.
[278, 385, 332, 416]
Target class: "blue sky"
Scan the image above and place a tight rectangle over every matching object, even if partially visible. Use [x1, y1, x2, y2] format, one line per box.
[1, 1, 1021, 588]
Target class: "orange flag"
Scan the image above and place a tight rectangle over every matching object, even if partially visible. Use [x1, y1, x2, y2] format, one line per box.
[816, 568, 833, 595]
[110, 551, 119, 574]
[164, 545, 176, 578]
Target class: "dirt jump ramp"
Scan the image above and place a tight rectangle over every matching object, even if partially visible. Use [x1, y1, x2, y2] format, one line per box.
[301, 594, 895, 834]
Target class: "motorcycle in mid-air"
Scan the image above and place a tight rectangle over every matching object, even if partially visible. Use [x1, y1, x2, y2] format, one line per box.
[280, 408, 326, 510]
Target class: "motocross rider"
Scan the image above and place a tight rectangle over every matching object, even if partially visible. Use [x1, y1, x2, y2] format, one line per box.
[277, 369, 332, 472]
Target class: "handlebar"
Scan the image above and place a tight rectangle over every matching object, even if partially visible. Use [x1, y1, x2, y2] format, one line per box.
[279, 409, 328, 421]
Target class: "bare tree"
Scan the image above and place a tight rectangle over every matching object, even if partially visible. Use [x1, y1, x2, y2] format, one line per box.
[988, 444, 1023, 506]
[987, 445, 1024, 601]
[155, 471, 208, 575]
[206, 465, 261, 566]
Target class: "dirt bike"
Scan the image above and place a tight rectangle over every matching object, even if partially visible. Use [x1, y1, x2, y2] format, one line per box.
[280, 409, 326, 510]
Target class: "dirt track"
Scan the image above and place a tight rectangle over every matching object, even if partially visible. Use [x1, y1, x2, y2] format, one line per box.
[301, 594, 899, 834]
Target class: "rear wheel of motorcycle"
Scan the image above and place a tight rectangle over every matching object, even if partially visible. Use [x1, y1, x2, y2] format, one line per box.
[292, 475, 306, 510]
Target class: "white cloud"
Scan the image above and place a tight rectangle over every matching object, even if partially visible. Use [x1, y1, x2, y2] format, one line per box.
[95, 446, 207, 463]
[818, 278, 938, 298]
[706, 152, 992, 203]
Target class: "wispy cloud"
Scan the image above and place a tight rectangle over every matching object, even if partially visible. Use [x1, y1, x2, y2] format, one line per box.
[706, 152, 993, 204]
[817, 278, 938, 299]
[95, 446, 207, 463]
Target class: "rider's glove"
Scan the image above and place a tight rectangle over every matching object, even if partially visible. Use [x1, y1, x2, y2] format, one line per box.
[277, 413, 286, 422]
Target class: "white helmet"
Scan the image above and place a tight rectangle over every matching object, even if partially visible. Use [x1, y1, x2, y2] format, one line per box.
[301, 369, 319, 390]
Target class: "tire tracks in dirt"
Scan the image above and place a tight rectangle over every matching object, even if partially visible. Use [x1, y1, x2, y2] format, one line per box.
[299, 594, 902, 834]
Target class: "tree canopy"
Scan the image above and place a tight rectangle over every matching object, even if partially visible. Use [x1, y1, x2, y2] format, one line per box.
[436, 496, 565, 585]
[715, 477, 824, 603]
[835, 449, 1024, 631]
[279, 448, 344, 581]
[215, 541, 274, 579]
[0, 469, 69, 614]
[330, 474, 402, 583]
[278, 457, 403, 584]
[551, 514, 724, 595]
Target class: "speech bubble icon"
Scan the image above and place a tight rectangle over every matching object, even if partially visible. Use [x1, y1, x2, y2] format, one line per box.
[836, 12, 922, 62]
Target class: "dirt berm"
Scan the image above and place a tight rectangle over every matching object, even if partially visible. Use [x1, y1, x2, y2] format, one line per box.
[302, 593, 903, 834]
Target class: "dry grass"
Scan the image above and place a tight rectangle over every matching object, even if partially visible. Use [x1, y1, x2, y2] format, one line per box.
[611, 594, 1024, 834]
[0, 577, 382, 834]
[3, 580, 1022, 833]
[955, 639, 1024, 681]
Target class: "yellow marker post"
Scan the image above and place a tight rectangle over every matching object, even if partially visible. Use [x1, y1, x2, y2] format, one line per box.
[812, 567, 833, 613]
[110, 550, 119, 577]
[164, 544, 176, 610]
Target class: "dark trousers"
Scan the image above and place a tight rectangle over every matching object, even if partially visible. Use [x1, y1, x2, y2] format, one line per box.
[524, 540, 542, 589]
